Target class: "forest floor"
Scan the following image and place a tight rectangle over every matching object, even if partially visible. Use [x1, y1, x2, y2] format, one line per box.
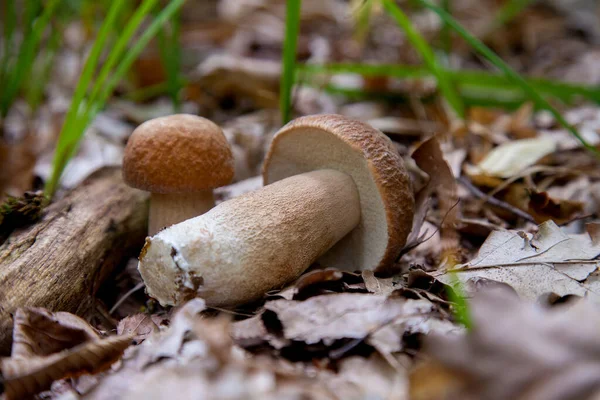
[1, 0, 600, 399]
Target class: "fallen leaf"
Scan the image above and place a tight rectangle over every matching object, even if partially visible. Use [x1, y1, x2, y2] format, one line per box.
[2, 335, 131, 400]
[116, 314, 158, 344]
[587, 222, 600, 245]
[323, 353, 410, 400]
[527, 189, 585, 224]
[0, 308, 131, 400]
[420, 287, 600, 400]
[261, 293, 457, 359]
[85, 299, 338, 400]
[362, 270, 396, 296]
[10, 307, 101, 358]
[411, 137, 460, 265]
[436, 221, 600, 302]
[466, 137, 556, 178]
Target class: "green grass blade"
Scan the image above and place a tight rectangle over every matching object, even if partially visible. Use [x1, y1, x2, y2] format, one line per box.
[418, 0, 599, 156]
[298, 63, 600, 104]
[47, 0, 186, 198]
[45, 0, 127, 197]
[0, 0, 17, 113]
[1, 0, 58, 117]
[307, 81, 531, 110]
[91, 0, 187, 121]
[280, 0, 302, 124]
[446, 273, 472, 330]
[86, 0, 159, 115]
[440, 0, 451, 57]
[493, 0, 536, 27]
[25, 25, 61, 112]
[352, 0, 375, 42]
[156, 7, 183, 111]
[382, 0, 464, 118]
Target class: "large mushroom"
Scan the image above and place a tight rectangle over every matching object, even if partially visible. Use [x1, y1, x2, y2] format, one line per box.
[123, 114, 234, 235]
[138, 114, 414, 306]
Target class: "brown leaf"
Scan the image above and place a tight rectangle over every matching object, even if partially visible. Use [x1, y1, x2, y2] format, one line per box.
[116, 314, 158, 344]
[527, 189, 585, 225]
[362, 270, 396, 296]
[85, 299, 331, 400]
[1, 334, 131, 400]
[411, 137, 460, 265]
[10, 308, 101, 358]
[422, 288, 600, 400]
[260, 293, 456, 360]
[587, 223, 600, 245]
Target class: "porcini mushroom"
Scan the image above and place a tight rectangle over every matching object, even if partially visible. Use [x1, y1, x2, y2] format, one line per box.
[123, 114, 234, 235]
[138, 114, 414, 306]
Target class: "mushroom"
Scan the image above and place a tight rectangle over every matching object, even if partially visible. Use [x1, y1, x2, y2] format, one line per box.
[123, 114, 234, 235]
[138, 114, 414, 306]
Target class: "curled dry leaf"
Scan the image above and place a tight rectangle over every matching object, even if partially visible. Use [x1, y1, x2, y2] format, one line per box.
[416, 288, 600, 400]
[411, 137, 460, 264]
[527, 189, 585, 225]
[436, 220, 600, 302]
[1, 335, 131, 400]
[0, 308, 131, 400]
[10, 307, 101, 358]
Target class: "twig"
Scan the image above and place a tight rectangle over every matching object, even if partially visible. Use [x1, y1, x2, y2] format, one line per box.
[109, 282, 145, 315]
[458, 176, 536, 223]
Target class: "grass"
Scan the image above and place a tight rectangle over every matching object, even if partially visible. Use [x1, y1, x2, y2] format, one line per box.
[0, 0, 60, 118]
[446, 273, 472, 330]
[45, 0, 186, 198]
[381, 0, 464, 118]
[24, 27, 61, 113]
[417, 0, 599, 155]
[493, 0, 536, 29]
[280, 0, 302, 124]
[298, 63, 600, 105]
[279, 0, 599, 156]
[155, 6, 183, 111]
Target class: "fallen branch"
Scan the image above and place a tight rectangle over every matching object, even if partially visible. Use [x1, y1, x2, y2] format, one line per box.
[0, 168, 148, 354]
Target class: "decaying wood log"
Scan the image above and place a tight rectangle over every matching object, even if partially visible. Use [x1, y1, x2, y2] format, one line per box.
[0, 168, 148, 354]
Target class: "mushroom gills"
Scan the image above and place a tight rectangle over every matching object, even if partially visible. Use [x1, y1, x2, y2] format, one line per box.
[139, 169, 361, 306]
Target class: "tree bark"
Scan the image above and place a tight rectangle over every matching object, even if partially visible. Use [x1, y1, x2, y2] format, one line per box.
[0, 168, 148, 354]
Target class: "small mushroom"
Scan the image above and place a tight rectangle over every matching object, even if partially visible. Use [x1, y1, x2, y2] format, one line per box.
[138, 114, 414, 306]
[123, 114, 234, 235]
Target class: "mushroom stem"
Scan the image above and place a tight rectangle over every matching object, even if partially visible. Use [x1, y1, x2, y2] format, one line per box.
[139, 169, 361, 306]
[148, 191, 215, 235]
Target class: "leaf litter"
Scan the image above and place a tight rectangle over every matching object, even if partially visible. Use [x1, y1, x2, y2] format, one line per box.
[2, 0, 600, 399]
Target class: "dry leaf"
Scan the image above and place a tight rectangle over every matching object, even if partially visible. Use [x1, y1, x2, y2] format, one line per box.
[86, 299, 337, 400]
[1, 335, 131, 400]
[411, 137, 460, 264]
[466, 137, 556, 178]
[0, 308, 131, 400]
[261, 293, 457, 358]
[436, 221, 600, 302]
[116, 314, 158, 344]
[420, 287, 600, 400]
[362, 270, 396, 296]
[527, 189, 585, 224]
[10, 307, 101, 358]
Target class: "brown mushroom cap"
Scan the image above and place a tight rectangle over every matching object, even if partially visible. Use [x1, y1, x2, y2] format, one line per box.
[263, 114, 414, 275]
[123, 114, 234, 193]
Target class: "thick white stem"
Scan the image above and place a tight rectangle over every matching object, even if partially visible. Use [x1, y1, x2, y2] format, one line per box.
[139, 169, 361, 306]
[148, 191, 215, 235]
